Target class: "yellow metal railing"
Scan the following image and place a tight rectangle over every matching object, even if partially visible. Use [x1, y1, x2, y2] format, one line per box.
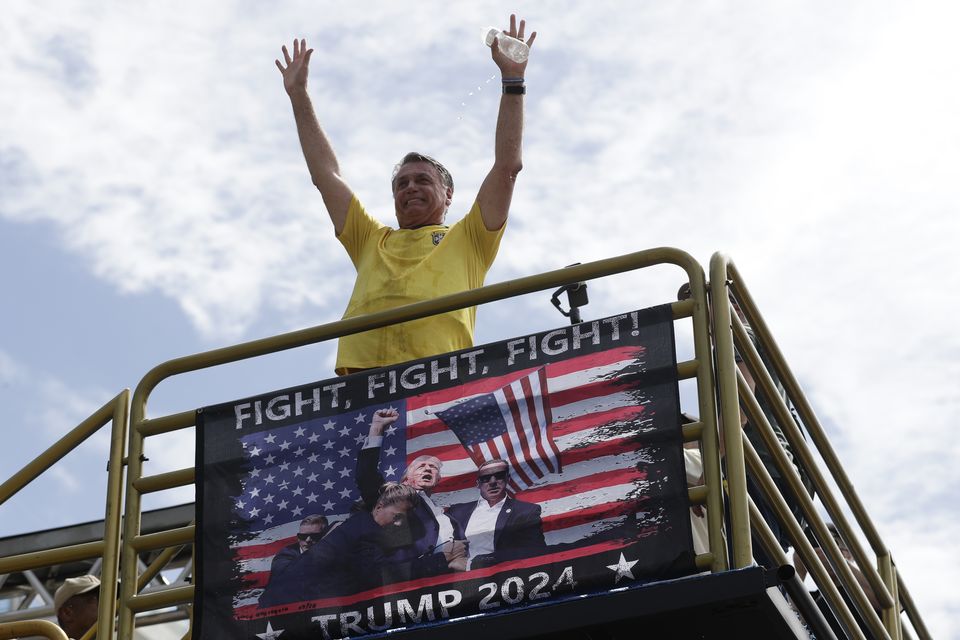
[0, 619, 69, 640]
[709, 252, 931, 640]
[115, 247, 724, 637]
[0, 248, 934, 639]
[0, 391, 128, 640]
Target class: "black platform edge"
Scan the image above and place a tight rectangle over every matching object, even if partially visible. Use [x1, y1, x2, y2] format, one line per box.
[360, 567, 812, 640]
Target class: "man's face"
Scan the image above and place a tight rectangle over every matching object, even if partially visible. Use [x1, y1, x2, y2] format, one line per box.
[59, 593, 100, 639]
[477, 463, 509, 505]
[297, 522, 326, 552]
[392, 161, 451, 229]
[373, 500, 414, 527]
[404, 458, 441, 492]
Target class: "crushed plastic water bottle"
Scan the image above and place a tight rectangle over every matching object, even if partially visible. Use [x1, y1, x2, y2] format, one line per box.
[482, 27, 529, 64]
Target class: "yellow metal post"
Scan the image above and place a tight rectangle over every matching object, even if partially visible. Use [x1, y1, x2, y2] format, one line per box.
[708, 254, 752, 567]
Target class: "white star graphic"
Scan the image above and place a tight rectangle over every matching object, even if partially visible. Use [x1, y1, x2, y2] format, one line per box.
[385, 446, 397, 457]
[264, 434, 276, 444]
[291, 506, 303, 517]
[306, 472, 318, 483]
[256, 621, 284, 640]
[322, 500, 336, 511]
[250, 468, 261, 478]
[322, 479, 335, 490]
[308, 453, 319, 463]
[607, 553, 639, 584]
[322, 460, 335, 470]
[384, 465, 397, 478]
[249, 446, 261, 457]
[306, 492, 319, 503]
[264, 514, 274, 525]
[293, 466, 305, 477]
[339, 467, 351, 478]
[338, 446, 351, 458]
[339, 488, 352, 499]
[308, 432, 320, 443]
[294, 447, 305, 457]
[294, 427, 306, 437]
[263, 474, 275, 484]
[323, 440, 335, 450]
[249, 506, 260, 518]
[277, 500, 288, 510]
[323, 420, 336, 431]
[385, 426, 397, 436]
[354, 412, 367, 424]
[338, 426, 352, 438]
[279, 440, 291, 451]
[264, 454, 276, 464]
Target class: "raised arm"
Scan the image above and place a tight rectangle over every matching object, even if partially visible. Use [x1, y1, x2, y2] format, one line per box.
[276, 38, 354, 234]
[476, 15, 537, 232]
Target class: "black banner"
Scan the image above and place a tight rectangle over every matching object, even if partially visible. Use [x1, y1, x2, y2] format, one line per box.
[196, 306, 694, 639]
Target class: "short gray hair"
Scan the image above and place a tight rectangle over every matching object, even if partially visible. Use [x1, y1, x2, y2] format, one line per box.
[392, 152, 454, 191]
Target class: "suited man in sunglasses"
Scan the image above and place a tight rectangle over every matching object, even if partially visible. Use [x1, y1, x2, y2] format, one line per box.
[447, 459, 546, 570]
[264, 514, 330, 583]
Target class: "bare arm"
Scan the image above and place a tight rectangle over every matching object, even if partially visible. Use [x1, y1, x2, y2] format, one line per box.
[276, 39, 354, 234]
[476, 15, 537, 232]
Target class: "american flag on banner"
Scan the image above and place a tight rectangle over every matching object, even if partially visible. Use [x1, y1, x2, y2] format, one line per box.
[227, 343, 667, 613]
[436, 367, 559, 492]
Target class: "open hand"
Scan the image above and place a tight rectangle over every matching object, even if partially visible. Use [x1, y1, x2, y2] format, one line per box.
[276, 38, 313, 95]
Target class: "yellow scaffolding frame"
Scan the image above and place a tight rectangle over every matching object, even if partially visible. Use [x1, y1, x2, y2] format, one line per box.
[709, 252, 930, 640]
[0, 248, 933, 639]
[0, 391, 128, 640]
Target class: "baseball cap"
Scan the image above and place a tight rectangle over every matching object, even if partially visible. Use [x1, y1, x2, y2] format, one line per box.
[54, 575, 101, 612]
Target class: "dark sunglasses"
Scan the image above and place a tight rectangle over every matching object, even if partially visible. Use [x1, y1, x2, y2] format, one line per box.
[297, 533, 320, 542]
[477, 470, 508, 484]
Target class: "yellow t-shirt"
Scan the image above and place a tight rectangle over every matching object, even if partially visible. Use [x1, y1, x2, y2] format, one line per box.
[335, 196, 505, 374]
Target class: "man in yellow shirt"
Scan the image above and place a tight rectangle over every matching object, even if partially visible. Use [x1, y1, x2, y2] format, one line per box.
[276, 15, 536, 374]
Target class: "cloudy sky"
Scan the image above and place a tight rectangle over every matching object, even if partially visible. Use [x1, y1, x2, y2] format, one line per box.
[2, 1, 958, 636]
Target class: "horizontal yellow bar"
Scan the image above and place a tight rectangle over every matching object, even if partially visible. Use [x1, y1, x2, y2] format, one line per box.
[694, 553, 714, 571]
[0, 541, 105, 574]
[134, 468, 195, 494]
[133, 525, 195, 552]
[127, 585, 194, 612]
[139, 410, 195, 437]
[688, 485, 708, 505]
[681, 421, 703, 442]
[676, 359, 698, 379]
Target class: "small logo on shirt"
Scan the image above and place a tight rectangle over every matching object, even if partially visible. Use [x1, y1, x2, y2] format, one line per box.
[432, 231, 446, 246]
